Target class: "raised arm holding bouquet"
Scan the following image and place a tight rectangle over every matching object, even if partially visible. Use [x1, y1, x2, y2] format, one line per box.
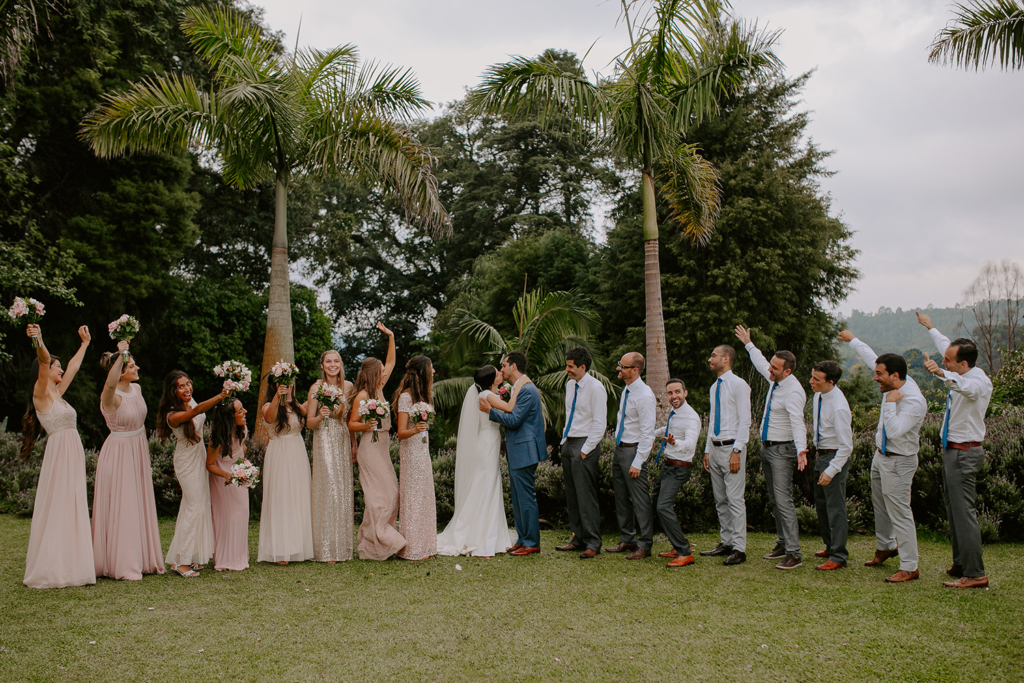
[9, 297, 45, 347]
[108, 315, 139, 364]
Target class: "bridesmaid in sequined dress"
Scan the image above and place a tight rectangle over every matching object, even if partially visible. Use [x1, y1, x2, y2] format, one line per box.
[206, 399, 251, 571]
[21, 323, 96, 589]
[394, 355, 437, 560]
[92, 340, 164, 580]
[349, 322, 406, 561]
[307, 350, 357, 563]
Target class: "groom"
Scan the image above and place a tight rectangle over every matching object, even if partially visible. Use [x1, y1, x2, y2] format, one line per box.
[480, 351, 547, 556]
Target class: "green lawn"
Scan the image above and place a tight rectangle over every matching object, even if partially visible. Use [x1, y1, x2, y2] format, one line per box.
[0, 515, 1021, 682]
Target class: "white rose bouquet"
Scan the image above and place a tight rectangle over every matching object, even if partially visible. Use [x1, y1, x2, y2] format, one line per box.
[214, 360, 252, 396]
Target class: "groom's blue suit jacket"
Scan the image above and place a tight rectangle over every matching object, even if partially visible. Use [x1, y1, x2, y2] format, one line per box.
[489, 382, 548, 470]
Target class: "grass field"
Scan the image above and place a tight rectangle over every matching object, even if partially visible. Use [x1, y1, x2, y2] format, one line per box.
[0, 515, 1021, 682]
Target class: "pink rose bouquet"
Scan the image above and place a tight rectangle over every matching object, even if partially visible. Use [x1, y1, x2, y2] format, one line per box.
[213, 360, 252, 396]
[270, 360, 300, 386]
[227, 457, 260, 488]
[357, 397, 390, 442]
[315, 382, 345, 413]
[408, 401, 435, 444]
[8, 297, 45, 347]
[107, 314, 140, 363]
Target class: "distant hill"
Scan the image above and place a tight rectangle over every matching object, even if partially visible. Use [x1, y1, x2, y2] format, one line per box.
[839, 306, 978, 369]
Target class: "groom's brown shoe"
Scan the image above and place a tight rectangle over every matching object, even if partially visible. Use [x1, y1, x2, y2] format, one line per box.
[506, 543, 523, 554]
[579, 548, 599, 559]
[885, 569, 919, 583]
[510, 546, 540, 556]
[943, 576, 988, 588]
[625, 549, 650, 560]
[606, 542, 638, 554]
[864, 548, 899, 566]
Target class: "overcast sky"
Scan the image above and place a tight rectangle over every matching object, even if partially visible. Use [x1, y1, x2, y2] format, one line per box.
[256, 0, 1024, 316]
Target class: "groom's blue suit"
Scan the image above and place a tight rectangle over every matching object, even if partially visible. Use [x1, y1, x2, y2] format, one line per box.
[489, 382, 547, 548]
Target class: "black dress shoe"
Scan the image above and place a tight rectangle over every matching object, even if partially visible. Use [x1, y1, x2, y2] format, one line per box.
[723, 550, 747, 565]
[699, 543, 733, 557]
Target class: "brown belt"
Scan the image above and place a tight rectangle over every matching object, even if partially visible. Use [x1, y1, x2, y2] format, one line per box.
[664, 459, 692, 467]
[948, 441, 982, 451]
[879, 450, 909, 457]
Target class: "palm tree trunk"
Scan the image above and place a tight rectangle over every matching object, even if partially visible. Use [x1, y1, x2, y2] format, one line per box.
[254, 176, 295, 443]
[641, 169, 669, 421]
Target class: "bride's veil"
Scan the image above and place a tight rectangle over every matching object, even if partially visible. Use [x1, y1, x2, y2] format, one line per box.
[452, 383, 482, 513]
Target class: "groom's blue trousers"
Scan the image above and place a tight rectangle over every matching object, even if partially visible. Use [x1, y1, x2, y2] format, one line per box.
[509, 464, 540, 548]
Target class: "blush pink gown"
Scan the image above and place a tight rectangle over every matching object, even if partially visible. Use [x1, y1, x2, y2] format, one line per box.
[92, 384, 164, 580]
[356, 409, 406, 560]
[23, 398, 96, 588]
[209, 436, 250, 570]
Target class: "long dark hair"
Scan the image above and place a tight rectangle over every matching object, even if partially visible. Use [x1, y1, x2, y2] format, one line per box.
[209, 400, 245, 456]
[474, 365, 497, 393]
[353, 357, 383, 401]
[264, 374, 303, 433]
[21, 356, 60, 461]
[156, 370, 199, 445]
[393, 355, 432, 413]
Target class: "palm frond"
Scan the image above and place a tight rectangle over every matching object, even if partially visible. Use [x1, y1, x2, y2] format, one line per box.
[346, 60, 432, 120]
[440, 308, 508, 369]
[606, 62, 676, 165]
[659, 142, 721, 244]
[517, 291, 600, 359]
[468, 54, 604, 133]
[292, 45, 359, 99]
[929, 0, 1024, 71]
[181, 6, 278, 75]
[432, 376, 474, 412]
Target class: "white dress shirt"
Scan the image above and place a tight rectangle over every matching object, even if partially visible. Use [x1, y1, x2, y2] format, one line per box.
[614, 377, 657, 468]
[561, 371, 608, 455]
[745, 342, 808, 452]
[928, 328, 992, 443]
[654, 401, 701, 463]
[703, 370, 752, 453]
[812, 387, 854, 478]
[849, 337, 928, 455]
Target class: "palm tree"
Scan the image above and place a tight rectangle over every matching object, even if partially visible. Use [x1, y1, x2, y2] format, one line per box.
[80, 7, 449, 439]
[433, 289, 617, 431]
[468, 0, 780, 418]
[929, 0, 1024, 71]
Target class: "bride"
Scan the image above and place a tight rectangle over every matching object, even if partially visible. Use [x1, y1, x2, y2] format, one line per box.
[437, 365, 519, 556]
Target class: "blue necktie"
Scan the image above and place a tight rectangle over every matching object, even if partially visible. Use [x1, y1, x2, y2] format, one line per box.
[941, 390, 951, 449]
[615, 388, 630, 445]
[713, 378, 722, 436]
[815, 395, 822, 448]
[880, 395, 887, 455]
[761, 381, 778, 442]
[655, 409, 675, 464]
[563, 383, 579, 440]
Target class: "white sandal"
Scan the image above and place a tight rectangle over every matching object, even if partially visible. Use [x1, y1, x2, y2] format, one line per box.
[175, 565, 200, 578]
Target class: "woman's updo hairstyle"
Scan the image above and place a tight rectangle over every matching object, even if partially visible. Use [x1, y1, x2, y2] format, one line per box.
[99, 351, 133, 373]
[474, 365, 497, 392]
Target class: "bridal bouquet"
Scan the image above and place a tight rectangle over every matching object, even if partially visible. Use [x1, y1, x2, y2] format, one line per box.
[357, 397, 390, 442]
[315, 381, 346, 413]
[108, 314, 140, 363]
[213, 360, 252, 395]
[270, 360, 300, 386]
[227, 457, 260, 489]
[8, 297, 45, 347]
[409, 401, 435, 444]
[497, 381, 514, 402]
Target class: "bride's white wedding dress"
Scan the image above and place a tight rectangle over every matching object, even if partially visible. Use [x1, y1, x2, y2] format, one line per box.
[437, 387, 517, 556]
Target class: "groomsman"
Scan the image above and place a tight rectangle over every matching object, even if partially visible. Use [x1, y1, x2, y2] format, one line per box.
[917, 311, 993, 588]
[735, 326, 807, 570]
[808, 360, 853, 570]
[556, 346, 607, 560]
[840, 331, 927, 583]
[653, 378, 702, 568]
[607, 352, 657, 560]
[700, 345, 752, 566]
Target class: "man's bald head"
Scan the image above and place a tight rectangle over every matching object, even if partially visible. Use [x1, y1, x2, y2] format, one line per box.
[625, 352, 645, 373]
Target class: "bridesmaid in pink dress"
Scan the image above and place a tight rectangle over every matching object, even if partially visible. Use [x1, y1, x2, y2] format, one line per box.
[206, 399, 250, 571]
[349, 322, 406, 561]
[393, 355, 437, 560]
[21, 324, 96, 589]
[92, 340, 164, 580]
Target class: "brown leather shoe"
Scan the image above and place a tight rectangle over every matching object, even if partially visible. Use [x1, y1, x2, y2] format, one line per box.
[556, 542, 584, 552]
[814, 549, 829, 558]
[579, 548, 599, 559]
[666, 554, 694, 568]
[815, 560, 847, 571]
[510, 546, 540, 556]
[864, 548, 899, 566]
[946, 564, 964, 578]
[506, 543, 523, 554]
[885, 569, 919, 583]
[625, 548, 651, 560]
[659, 549, 679, 558]
[944, 576, 988, 588]
[606, 541, 638, 554]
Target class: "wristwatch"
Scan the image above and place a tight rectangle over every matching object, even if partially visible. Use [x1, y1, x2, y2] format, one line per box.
[732, 448, 741, 454]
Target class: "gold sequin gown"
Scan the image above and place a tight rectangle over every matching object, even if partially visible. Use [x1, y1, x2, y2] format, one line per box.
[397, 392, 437, 560]
[311, 401, 354, 562]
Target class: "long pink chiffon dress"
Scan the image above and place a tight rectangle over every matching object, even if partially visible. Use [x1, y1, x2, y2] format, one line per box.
[209, 435, 250, 570]
[397, 392, 437, 560]
[164, 399, 214, 568]
[23, 398, 96, 588]
[356, 405, 406, 560]
[257, 408, 314, 563]
[92, 384, 164, 580]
